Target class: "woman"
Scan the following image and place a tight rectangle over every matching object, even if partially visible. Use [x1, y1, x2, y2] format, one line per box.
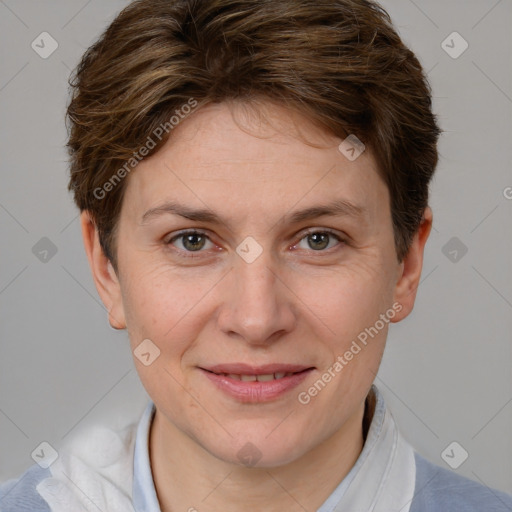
[1, 0, 511, 510]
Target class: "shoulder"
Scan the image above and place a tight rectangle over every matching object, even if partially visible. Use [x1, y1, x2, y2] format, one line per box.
[0, 416, 141, 512]
[0, 463, 52, 512]
[410, 451, 512, 512]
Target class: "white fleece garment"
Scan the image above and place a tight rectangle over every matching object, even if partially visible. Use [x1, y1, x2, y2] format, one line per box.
[36, 424, 136, 512]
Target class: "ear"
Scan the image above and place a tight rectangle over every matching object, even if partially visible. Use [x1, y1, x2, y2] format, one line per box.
[80, 211, 126, 330]
[390, 206, 433, 323]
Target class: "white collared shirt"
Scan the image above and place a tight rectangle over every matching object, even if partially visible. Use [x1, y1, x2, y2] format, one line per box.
[131, 384, 416, 512]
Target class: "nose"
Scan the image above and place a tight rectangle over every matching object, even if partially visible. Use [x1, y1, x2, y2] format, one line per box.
[216, 252, 297, 346]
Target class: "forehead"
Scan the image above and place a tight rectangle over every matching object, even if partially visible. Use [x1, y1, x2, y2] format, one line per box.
[121, 101, 388, 227]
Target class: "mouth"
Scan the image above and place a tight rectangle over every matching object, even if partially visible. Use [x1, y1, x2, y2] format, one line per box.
[199, 364, 314, 402]
[208, 371, 298, 382]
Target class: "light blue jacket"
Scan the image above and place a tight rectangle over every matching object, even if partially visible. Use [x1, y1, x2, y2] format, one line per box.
[2, 386, 511, 511]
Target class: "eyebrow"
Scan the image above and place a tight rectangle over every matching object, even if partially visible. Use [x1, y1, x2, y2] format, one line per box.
[140, 198, 367, 227]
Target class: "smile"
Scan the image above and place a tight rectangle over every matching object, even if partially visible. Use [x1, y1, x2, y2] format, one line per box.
[214, 372, 295, 382]
[200, 365, 314, 403]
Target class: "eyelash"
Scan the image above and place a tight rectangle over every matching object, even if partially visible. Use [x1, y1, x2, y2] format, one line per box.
[165, 228, 347, 259]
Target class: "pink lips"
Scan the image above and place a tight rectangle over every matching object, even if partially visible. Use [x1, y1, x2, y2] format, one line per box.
[200, 363, 314, 403]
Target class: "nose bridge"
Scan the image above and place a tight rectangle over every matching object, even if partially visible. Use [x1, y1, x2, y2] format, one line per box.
[217, 246, 295, 343]
[234, 233, 277, 294]
[237, 251, 276, 303]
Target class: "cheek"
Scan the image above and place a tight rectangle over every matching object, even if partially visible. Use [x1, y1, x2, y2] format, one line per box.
[119, 264, 208, 413]
[295, 255, 396, 339]
[120, 260, 219, 353]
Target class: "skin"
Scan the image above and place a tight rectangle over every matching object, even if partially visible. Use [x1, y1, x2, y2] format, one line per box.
[81, 100, 432, 511]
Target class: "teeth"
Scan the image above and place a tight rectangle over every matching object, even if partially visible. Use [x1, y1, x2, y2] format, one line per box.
[256, 373, 275, 382]
[222, 372, 295, 381]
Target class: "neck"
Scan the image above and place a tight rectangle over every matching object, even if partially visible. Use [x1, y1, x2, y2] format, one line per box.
[149, 402, 366, 512]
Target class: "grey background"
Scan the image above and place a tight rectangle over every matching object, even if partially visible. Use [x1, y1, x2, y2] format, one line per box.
[1, 0, 511, 496]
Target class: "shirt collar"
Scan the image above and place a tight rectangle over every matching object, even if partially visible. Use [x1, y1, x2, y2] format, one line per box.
[318, 385, 416, 511]
[132, 402, 159, 512]
[132, 385, 415, 512]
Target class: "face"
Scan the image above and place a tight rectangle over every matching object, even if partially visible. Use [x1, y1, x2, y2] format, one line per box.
[83, 100, 429, 468]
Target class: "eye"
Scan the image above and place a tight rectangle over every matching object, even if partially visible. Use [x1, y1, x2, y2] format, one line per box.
[167, 230, 215, 255]
[166, 228, 345, 259]
[294, 229, 345, 252]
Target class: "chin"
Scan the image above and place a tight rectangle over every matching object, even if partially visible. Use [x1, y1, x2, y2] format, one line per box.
[201, 430, 311, 469]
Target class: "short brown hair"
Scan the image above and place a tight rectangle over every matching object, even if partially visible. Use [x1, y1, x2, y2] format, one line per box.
[66, 0, 440, 270]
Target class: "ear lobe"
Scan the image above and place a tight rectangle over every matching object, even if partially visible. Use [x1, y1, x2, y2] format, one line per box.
[391, 207, 433, 323]
[80, 211, 126, 330]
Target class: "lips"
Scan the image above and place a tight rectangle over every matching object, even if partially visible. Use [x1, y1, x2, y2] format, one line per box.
[200, 363, 314, 402]
[216, 372, 295, 382]
[204, 363, 312, 375]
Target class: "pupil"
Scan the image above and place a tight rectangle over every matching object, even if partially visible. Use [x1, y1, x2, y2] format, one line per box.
[184, 234, 205, 251]
[309, 233, 329, 250]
